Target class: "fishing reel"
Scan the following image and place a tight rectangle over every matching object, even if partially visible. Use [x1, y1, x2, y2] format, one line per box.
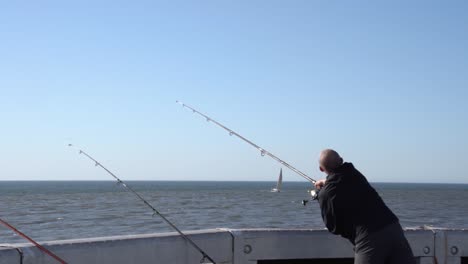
[301, 189, 319, 206]
[310, 189, 319, 200]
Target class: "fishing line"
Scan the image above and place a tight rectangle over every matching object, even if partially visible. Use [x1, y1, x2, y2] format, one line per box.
[176, 101, 318, 187]
[0, 218, 67, 264]
[68, 144, 217, 264]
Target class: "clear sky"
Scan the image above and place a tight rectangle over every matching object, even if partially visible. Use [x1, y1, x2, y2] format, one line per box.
[1, 1, 467, 183]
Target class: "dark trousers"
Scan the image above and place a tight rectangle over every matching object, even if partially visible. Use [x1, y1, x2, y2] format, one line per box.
[354, 222, 416, 264]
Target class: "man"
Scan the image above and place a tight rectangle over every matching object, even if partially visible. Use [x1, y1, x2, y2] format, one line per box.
[315, 149, 415, 264]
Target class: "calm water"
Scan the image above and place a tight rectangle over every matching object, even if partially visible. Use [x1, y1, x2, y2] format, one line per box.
[1, 181, 467, 243]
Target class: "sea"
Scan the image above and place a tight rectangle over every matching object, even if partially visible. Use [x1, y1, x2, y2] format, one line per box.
[1, 181, 468, 244]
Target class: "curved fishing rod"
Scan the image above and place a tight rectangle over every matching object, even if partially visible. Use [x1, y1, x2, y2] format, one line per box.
[0, 218, 68, 264]
[68, 144, 217, 264]
[176, 101, 317, 186]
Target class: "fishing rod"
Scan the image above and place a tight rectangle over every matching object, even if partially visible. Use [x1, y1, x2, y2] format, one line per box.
[176, 101, 319, 199]
[0, 218, 68, 264]
[68, 144, 217, 264]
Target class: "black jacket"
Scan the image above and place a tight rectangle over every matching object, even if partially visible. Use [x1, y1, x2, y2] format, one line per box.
[317, 162, 398, 244]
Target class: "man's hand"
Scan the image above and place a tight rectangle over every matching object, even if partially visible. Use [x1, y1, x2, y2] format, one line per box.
[314, 179, 326, 190]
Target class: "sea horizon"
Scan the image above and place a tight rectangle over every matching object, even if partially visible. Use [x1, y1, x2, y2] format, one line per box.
[1, 180, 468, 184]
[1, 181, 467, 243]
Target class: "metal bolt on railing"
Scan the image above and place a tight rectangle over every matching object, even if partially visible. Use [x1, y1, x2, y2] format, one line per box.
[450, 246, 458, 255]
[243, 245, 252, 254]
[423, 246, 431, 254]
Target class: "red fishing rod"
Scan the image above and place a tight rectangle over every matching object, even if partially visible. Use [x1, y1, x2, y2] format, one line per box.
[0, 218, 67, 264]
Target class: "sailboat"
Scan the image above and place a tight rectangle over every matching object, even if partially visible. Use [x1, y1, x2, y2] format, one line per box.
[271, 168, 283, 192]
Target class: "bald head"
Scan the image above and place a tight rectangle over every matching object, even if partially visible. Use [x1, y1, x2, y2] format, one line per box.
[319, 149, 343, 174]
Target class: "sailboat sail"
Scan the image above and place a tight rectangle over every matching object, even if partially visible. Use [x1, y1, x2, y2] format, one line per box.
[271, 168, 283, 192]
[276, 168, 282, 190]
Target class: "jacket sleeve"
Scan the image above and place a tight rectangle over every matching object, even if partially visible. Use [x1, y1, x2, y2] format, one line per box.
[317, 185, 342, 235]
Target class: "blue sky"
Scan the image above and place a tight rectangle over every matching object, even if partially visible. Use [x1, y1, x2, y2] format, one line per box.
[1, 1, 467, 183]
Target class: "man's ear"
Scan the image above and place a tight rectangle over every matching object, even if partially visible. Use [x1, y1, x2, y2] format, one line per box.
[319, 166, 324, 172]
